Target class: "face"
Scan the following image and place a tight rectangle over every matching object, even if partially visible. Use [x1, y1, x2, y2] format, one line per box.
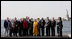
[14, 17, 17, 21]
[46, 17, 49, 21]
[58, 17, 60, 22]
[26, 16, 29, 20]
[35, 19, 37, 22]
[28, 17, 29, 19]
[42, 18, 43, 20]
[47, 17, 49, 19]
[7, 17, 9, 20]
[15, 17, 17, 20]
[20, 18, 22, 21]
[23, 18, 25, 20]
[52, 17, 54, 20]
[31, 18, 33, 21]
[58, 17, 60, 20]
[37, 18, 40, 21]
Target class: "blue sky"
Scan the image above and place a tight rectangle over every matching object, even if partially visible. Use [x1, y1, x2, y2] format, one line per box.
[1, 1, 71, 20]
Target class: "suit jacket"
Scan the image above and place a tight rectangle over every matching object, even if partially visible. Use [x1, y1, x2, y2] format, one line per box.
[51, 20, 56, 28]
[13, 20, 19, 29]
[57, 21, 63, 30]
[29, 20, 33, 30]
[4, 20, 12, 29]
[4, 20, 8, 28]
[40, 19, 45, 28]
[19, 21, 23, 29]
[46, 20, 51, 28]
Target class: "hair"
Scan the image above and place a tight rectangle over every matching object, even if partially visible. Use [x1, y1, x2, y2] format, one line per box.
[41, 18, 44, 20]
[34, 19, 37, 21]
[29, 19, 31, 22]
[58, 17, 62, 22]
[37, 18, 39, 19]
[23, 18, 25, 20]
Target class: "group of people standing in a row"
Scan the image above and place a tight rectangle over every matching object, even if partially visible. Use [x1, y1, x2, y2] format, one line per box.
[4, 16, 63, 37]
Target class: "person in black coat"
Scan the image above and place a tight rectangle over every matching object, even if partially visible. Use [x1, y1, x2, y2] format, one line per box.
[8, 20, 13, 37]
[29, 18, 33, 36]
[9, 19, 15, 37]
[45, 17, 51, 36]
[37, 18, 41, 36]
[4, 17, 10, 36]
[57, 17, 63, 37]
[13, 17, 19, 37]
[51, 17, 56, 36]
[18, 18, 23, 36]
[26, 16, 30, 36]
[4, 20, 8, 29]
[40, 18, 45, 36]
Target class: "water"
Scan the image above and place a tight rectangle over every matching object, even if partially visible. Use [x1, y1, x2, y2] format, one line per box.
[1, 20, 71, 36]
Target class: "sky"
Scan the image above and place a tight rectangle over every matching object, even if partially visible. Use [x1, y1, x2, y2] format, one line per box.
[1, 1, 71, 20]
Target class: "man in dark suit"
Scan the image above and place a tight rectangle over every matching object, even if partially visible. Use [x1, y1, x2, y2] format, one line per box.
[51, 17, 56, 36]
[18, 18, 23, 36]
[40, 18, 45, 36]
[45, 17, 51, 36]
[4, 17, 10, 36]
[37, 18, 41, 36]
[13, 17, 19, 36]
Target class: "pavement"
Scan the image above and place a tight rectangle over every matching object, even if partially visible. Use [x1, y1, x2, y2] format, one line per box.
[1, 35, 71, 38]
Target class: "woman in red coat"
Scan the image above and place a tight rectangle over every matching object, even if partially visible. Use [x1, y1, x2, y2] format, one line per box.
[23, 18, 28, 36]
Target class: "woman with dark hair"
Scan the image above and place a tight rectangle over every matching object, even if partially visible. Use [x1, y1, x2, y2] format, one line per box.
[57, 17, 63, 37]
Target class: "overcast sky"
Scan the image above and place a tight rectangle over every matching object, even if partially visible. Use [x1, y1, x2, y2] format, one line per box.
[1, 1, 71, 20]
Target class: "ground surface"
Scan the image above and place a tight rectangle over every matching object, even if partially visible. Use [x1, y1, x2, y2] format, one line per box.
[1, 35, 70, 38]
